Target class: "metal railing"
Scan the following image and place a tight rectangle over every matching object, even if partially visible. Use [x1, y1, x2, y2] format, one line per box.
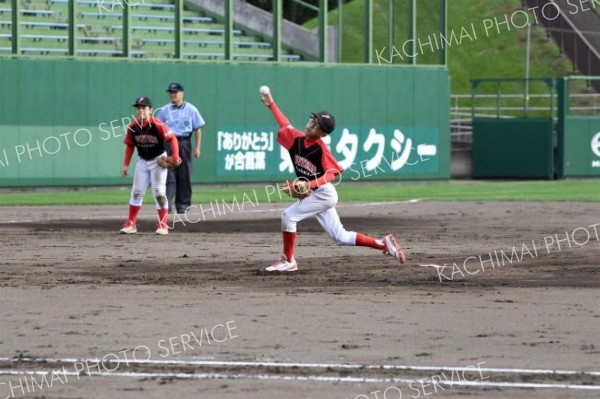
[289, 0, 447, 64]
[5, 0, 449, 65]
[453, 93, 556, 119]
[289, 0, 327, 62]
[471, 78, 557, 119]
[453, 92, 600, 119]
[561, 75, 600, 114]
[450, 88, 600, 145]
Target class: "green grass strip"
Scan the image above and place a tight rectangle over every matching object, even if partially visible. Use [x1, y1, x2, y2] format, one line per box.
[0, 180, 598, 206]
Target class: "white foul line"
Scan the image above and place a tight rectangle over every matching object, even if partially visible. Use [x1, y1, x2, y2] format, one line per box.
[1, 357, 600, 390]
[1, 369, 600, 391]
[3, 356, 600, 376]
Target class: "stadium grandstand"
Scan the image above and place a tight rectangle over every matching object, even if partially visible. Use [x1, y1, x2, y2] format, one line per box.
[0, 0, 303, 61]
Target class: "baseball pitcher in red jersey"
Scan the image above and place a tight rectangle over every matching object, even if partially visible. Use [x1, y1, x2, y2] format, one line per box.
[120, 96, 180, 235]
[260, 88, 406, 272]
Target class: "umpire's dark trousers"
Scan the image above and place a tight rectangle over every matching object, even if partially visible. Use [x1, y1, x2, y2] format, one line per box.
[166, 136, 192, 213]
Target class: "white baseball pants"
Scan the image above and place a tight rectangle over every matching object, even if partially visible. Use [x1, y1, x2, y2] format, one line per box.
[129, 153, 169, 209]
[281, 183, 357, 245]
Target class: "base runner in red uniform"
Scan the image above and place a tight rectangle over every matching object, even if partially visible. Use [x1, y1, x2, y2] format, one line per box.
[261, 90, 406, 272]
[120, 96, 180, 235]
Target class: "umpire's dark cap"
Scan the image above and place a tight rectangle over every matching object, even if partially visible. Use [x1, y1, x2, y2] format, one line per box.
[133, 96, 152, 107]
[167, 83, 184, 92]
[311, 111, 336, 134]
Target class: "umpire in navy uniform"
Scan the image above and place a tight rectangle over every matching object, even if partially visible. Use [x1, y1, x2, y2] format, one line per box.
[158, 83, 205, 214]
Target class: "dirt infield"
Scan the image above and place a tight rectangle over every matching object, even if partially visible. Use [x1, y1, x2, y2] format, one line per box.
[1, 201, 599, 398]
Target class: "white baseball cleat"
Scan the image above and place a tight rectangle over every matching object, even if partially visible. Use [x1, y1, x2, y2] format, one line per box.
[383, 234, 406, 264]
[155, 223, 169, 235]
[120, 221, 137, 234]
[265, 254, 298, 272]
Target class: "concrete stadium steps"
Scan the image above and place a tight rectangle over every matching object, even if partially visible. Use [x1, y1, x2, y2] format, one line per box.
[21, 34, 69, 45]
[0, 32, 9, 50]
[0, 0, 302, 61]
[136, 37, 271, 49]
[77, 12, 212, 23]
[140, 43, 272, 54]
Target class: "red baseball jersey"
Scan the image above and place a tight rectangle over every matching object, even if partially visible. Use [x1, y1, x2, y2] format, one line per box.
[124, 117, 172, 160]
[278, 127, 343, 180]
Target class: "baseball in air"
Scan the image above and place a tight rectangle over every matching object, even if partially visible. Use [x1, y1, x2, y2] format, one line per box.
[259, 85, 270, 95]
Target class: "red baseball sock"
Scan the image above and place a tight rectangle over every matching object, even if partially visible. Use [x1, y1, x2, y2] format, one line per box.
[157, 208, 168, 226]
[355, 233, 385, 250]
[128, 205, 141, 223]
[282, 231, 296, 261]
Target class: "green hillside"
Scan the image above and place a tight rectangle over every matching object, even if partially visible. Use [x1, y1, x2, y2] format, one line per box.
[305, 0, 574, 94]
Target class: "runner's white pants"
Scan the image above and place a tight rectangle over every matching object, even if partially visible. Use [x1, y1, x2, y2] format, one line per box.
[281, 183, 357, 245]
[129, 153, 168, 210]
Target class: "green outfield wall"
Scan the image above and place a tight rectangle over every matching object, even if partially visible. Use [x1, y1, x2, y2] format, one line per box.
[472, 118, 554, 179]
[557, 78, 600, 178]
[560, 117, 600, 177]
[0, 59, 450, 187]
[471, 77, 600, 180]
